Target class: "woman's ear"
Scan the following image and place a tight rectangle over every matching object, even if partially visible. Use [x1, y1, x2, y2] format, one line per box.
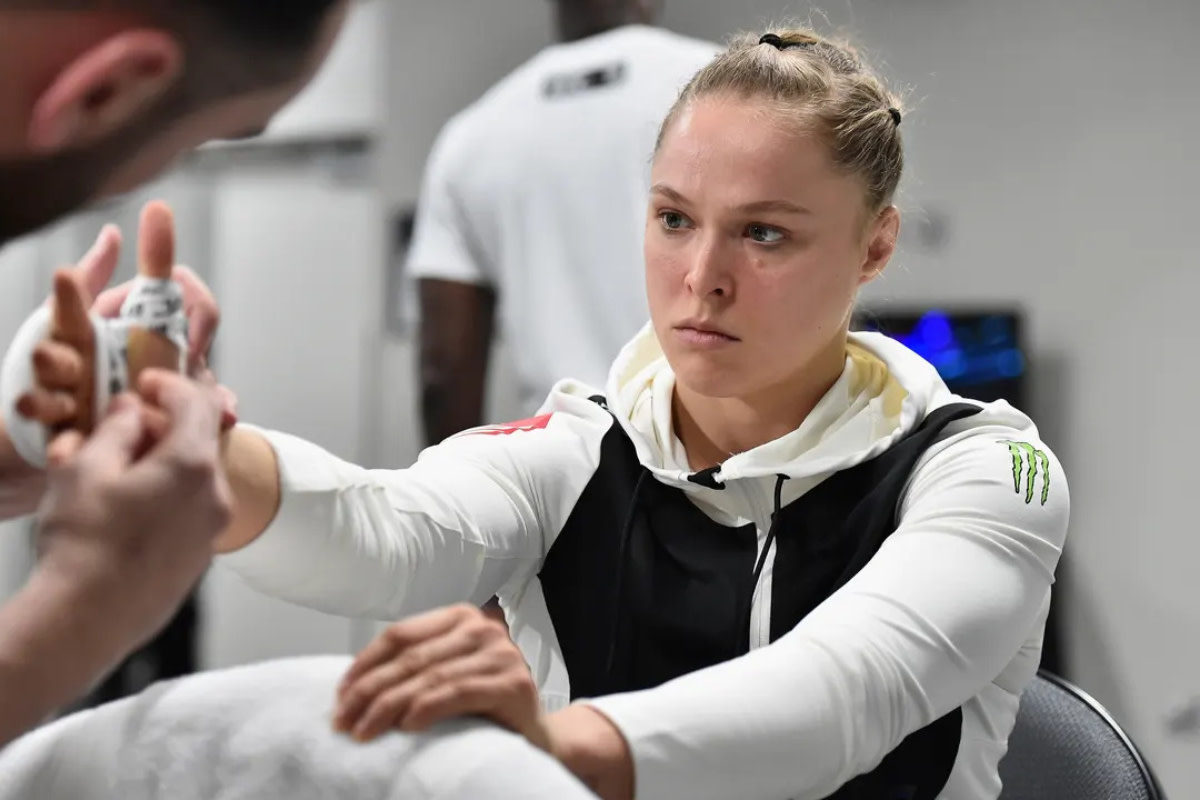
[27, 29, 183, 154]
[859, 204, 899, 285]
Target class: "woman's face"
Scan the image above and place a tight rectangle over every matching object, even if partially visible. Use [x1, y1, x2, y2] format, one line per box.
[645, 95, 898, 404]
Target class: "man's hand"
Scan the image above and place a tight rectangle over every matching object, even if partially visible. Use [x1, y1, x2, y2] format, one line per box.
[0, 374, 233, 744]
[35, 372, 233, 650]
[333, 604, 551, 750]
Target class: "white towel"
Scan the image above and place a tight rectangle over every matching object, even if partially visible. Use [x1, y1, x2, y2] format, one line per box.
[0, 655, 594, 799]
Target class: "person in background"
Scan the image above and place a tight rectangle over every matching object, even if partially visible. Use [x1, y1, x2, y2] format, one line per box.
[410, 0, 718, 445]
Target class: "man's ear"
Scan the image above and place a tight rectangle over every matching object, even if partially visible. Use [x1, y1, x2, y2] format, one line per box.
[27, 29, 183, 154]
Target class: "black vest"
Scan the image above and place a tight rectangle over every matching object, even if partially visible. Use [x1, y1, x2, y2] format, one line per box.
[539, 400, 982, 800]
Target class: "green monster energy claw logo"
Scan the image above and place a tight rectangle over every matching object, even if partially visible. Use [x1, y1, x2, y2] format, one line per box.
[999, 441, 1050, 506]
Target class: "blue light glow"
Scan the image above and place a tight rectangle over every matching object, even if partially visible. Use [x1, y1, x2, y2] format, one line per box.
[863, 310, 1024, 388]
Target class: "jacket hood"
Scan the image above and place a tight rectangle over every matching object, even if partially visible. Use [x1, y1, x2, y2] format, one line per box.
[602, 323, 957, 491]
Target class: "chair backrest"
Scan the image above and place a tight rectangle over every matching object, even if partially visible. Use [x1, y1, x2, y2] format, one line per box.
[999, 671, 1165, 800]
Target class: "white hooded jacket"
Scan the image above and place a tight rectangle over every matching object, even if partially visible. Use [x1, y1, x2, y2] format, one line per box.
[222, 325, 1069, 800]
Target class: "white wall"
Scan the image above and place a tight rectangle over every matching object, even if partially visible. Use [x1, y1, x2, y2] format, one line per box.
[259, 0, 384, 143]
[199, 157, 384, 667]
[382, 0, 1200, 793]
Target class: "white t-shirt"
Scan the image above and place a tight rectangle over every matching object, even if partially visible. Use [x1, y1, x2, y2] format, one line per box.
[407, 24, 719, 413]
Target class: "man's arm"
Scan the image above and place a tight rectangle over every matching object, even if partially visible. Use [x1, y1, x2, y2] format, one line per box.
[417, 279, 496, 446]
[407, 113, 498, 446]
[0, 212, 232, 744]
[0, 417, 46, 521]
[0, 373, 231, 748]
[0, 568, 134, 745]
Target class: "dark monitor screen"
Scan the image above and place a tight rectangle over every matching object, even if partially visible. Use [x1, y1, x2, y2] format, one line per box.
[853, 308, 1027, 408]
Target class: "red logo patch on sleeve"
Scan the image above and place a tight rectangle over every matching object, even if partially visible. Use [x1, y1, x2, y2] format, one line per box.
[467, 413, 554, 437]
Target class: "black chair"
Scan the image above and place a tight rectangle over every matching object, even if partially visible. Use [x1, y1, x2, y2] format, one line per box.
[999, 671, 1166, 800]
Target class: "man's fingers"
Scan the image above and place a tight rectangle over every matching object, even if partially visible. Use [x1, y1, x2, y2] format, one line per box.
[217, 384, 238, 432]
[105, 392, 140, 416]
[46, 430, 85, 468]
[32, 340, 84, 390]
[74, 399, 144, 471]
[135, 370, 223, 461]
[140, 404, 170, 442]
[49, 270, 94, 350]
[79, 224, 123, 300]
[15, 389, 76, 427]
[138, 201, 175, 280]
[137, 370, 219, 426]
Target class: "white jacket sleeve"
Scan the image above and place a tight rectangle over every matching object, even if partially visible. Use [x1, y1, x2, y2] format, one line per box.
[218, 398, 609, 621]
[583, 427, 1069, 800]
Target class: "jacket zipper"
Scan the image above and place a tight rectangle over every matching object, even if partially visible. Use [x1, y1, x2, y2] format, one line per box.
[743, 480, 776, 651]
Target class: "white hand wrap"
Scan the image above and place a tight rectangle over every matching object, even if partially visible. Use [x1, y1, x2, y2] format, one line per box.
[0, 277, 188, 468]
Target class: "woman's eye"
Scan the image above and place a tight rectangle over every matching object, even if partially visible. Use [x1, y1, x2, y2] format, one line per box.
[659, 211, 691, 230]
[747, 224, 785, 244]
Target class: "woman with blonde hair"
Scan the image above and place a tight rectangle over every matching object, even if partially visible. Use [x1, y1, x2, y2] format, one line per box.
[9, 24, 1067, 800]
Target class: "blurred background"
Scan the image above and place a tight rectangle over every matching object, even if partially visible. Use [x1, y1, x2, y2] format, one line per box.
[1, 0, 1197, 793]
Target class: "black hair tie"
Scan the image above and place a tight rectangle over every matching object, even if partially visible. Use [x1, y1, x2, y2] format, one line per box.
[758, 32, 812, 51]
[888, 107, 902, 126]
